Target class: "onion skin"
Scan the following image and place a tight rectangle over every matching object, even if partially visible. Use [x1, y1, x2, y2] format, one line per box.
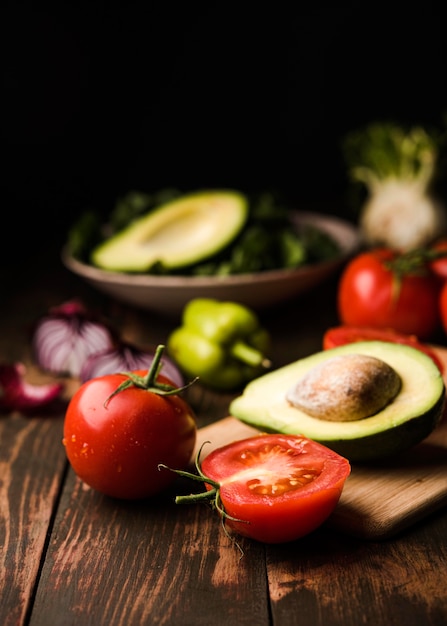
[0, 363, 64, 412]
[31, 300, 184, 389]
[32, 300, 114, 377]
[80, 342, 184, 387]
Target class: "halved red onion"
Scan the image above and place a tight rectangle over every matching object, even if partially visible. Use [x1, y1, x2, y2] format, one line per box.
[0, 363, 64, 412]
[80, 341, 184, 386]
[32, 300, 114, 377]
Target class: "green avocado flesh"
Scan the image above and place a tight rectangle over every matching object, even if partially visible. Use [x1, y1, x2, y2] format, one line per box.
[91, 190, 248, 272]
[230, 341, 445, 462]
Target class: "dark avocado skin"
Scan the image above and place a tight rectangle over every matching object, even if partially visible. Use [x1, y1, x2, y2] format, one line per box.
[317, 389, 446, 462]
[231, 341, 446, 462]
[248, 390, 446, 463]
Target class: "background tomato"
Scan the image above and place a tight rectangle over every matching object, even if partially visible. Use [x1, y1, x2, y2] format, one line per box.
[323, 325, 444, 372]
[63, 370, 197, 499]
[439, 282, 447, 336]
[337, 249, 442, 340]
[200, 434, 350, 544]
[429, 239, 447, 279]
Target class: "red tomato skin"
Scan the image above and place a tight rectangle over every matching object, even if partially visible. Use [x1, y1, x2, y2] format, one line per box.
[63, 371, 197, 499]
[323, 325, 444, 373]
[338, 249, 442, 340]
[430, 239, 447, 279]
[439, 282, 447, 335]
[201, 434, 350, 544]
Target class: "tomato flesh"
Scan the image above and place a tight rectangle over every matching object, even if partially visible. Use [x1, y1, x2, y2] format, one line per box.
[201, 434, 350, 544]
[63, 371, 197, 499]
[323, 326, 444, 373]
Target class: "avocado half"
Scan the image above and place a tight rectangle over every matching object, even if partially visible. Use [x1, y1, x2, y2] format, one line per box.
[230, 341, 445, 462]
[91, 190, 248, 272]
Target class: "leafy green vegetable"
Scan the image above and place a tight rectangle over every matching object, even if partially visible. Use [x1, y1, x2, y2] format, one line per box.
[109, 189, 181, 232]
[179, 193, 339, 276]
[343, 121, 446, 251]
[343, 122, 440, 190]
[67, 190, 340, 275]
[67, 211, 101, 260]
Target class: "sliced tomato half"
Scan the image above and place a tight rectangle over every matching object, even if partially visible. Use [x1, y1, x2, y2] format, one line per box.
[200, 434, 350, 544]
[323, 326, 444, 373]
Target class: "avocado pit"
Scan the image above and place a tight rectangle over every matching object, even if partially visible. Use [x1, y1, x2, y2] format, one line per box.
[286, 353, 402, 422]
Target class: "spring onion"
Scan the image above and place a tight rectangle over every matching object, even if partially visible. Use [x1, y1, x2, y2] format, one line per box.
[343, 122, 446, 251]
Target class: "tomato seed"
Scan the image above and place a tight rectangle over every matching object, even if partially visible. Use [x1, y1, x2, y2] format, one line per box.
[247, 468, 319, 496]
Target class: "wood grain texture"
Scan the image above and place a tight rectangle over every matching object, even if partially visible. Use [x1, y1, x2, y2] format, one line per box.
[0, 415, 67, 626]
[265, 513, 447, 626]
[194, 347, 447, 540]
[331, 417, 447, 538]
[1, 252, 446, 625]
[30, 470, 269, 626]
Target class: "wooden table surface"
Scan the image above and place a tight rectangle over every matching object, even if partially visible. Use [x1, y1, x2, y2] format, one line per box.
[1, 248, 447, 626]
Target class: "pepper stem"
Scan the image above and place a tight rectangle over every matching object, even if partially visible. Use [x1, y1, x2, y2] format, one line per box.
[230, 340, 271, 369]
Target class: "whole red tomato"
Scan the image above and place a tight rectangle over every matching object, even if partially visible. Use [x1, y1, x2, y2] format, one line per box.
[429, 238, 447, 279]
[439, 282, 447, 335]
[337, 249, 442, 340]
[63, 357, 197, 500]
[171, 434, 350, 544]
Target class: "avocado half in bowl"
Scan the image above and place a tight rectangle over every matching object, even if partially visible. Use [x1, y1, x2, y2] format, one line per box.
[230, 341, 446, 462]
[62, 191, 360, 316]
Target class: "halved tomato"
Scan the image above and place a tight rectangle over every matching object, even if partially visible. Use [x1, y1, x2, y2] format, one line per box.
[322, 326, 444, 373]
[198, 434, 351, 544]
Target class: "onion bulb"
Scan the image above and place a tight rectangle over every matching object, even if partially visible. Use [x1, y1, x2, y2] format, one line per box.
[0, 362, 64, 412]
[32, 300, 114, 377]
[360, 180, 446, 251]
[344, 122, 447, 251]
[80, 341, 184, 386]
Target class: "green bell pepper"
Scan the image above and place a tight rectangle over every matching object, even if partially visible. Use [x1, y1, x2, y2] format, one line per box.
[167, 298, 271, 390]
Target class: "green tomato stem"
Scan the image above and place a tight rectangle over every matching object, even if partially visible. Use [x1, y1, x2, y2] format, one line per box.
[158, 462, 247, 524]
[143, 343, 165, 386]
[103, 344, 197, 407]
[384, 247, 447, 277]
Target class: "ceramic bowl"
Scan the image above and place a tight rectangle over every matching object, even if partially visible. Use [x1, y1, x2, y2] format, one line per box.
[62, 211, 360, 316]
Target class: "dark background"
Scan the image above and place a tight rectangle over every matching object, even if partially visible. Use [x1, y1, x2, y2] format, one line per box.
[2, 3, 446, 268]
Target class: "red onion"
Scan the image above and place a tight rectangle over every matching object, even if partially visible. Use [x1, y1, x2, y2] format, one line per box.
[80, 341, 184, 386]
[0, 363, 64, 412]
[32, 300, 115, 377]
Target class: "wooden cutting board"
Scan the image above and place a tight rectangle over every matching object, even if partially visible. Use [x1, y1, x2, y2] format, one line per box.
[194, 347, 447, 540]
